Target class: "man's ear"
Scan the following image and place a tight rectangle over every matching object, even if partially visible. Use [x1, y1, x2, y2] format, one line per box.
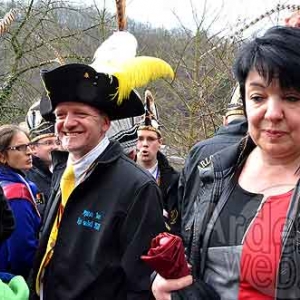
[101, 114, 111, 133]
[223, 116, 228, 126]
[30, 145, 38, 156]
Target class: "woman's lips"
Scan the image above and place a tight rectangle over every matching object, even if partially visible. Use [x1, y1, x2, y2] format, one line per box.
[264, 129, 287, 138]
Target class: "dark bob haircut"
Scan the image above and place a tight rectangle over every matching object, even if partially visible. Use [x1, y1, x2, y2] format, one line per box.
[233, 26, 300, 107]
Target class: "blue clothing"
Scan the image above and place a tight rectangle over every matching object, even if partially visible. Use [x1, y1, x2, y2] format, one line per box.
[0, 166, 41, 279]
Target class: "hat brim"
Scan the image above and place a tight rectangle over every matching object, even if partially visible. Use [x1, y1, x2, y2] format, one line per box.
[41, 64, 144, 121]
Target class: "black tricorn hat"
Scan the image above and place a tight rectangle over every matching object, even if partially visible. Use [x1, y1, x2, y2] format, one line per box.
[41, 63, 144, 121]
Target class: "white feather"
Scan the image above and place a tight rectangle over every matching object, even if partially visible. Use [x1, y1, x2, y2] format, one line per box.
[90, 31, 138, 73]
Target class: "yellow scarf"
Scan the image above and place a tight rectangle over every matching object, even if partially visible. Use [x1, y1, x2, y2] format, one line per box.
[36, 164, 75, 295]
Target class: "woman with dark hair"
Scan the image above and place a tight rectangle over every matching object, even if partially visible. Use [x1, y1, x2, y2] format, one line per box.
[0, 124, 41, 279]
[152, 26, 300, 300]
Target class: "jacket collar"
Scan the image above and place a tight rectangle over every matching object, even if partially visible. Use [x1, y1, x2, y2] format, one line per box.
[32, 156, 52, 175]
[215, 119, 248, 137]
[211, 135, 255, 178]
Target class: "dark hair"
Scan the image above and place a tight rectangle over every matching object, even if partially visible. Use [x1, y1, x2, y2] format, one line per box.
[0, 124, 29, 153]
[233, 26, 300, 106]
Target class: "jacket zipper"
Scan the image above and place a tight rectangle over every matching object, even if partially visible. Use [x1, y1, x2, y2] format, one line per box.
[274, 181, 300, 299]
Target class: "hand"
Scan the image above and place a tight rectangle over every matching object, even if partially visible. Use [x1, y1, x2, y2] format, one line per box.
[152, 273, 193, 300]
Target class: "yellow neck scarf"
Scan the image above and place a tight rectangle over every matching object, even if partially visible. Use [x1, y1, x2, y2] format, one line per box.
[36, 164, 75, 295]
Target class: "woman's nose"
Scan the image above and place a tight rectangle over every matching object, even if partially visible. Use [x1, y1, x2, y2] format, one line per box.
[26, 146, 33, 154]
[264, 99, 284, 121]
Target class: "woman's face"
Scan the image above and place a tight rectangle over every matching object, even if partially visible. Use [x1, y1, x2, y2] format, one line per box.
[245, 69, 300, 159]
[1, 131, 33, 171]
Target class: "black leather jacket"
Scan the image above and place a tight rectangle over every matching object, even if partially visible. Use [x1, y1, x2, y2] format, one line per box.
[178, 137, 300, 299]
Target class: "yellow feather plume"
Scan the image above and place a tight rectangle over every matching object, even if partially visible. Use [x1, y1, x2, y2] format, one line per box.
[113, 56, 174, 104]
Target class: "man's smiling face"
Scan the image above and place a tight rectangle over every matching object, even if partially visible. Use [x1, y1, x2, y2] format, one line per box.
[55, 102, 110, 160]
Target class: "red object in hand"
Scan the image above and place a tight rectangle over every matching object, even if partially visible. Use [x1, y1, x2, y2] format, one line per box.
[141, 232, 190, 279]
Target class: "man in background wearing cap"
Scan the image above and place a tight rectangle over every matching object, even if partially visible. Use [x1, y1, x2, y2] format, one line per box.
[176, 88, 247, 234]
[179, 87, 248, 202]
[107, 115, 143, 160]
[136, 90, 179, 233]
[29, 52, 172, 298]
[26, 100, 59, 218]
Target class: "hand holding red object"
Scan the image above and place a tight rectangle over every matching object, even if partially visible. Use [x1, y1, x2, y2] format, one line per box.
[141, 232, 190, 279]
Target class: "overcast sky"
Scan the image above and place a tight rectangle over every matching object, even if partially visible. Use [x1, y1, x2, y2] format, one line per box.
[79, 0, 293, 37]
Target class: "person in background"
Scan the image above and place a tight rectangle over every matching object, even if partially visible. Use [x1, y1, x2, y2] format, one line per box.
[178, 92, 248, 229]
[0, 125, 41, 280]
[107, 114, 144, 160]
[26, 99, 59, 218]
[136, 90, 179, 232]
[185, 89, 247, 170]
[152, 26, 300, 300]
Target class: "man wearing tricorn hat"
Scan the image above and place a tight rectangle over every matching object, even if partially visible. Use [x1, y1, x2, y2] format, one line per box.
[29, 15, 174, 300]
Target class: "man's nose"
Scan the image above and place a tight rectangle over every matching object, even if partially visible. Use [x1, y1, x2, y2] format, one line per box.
[142, 139, 149, 146]
[63, 114, 77, 128]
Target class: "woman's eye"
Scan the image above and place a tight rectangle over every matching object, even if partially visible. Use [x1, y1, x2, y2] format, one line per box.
[250, 95, 263, 102]
[285, 96, 300, 102]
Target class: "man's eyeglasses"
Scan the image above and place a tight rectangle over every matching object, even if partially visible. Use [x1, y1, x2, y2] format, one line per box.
[137, 137, 160, 143]
[6, 143, 35, 152]
[34, 140, 61, 147]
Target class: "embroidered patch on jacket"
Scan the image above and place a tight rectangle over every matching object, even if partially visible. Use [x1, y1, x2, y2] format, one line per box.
[198, 155, 213, 169]
[76, 209, 104, 231]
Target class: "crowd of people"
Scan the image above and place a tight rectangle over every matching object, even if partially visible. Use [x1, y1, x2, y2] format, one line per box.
[1, 7, 300, 300]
